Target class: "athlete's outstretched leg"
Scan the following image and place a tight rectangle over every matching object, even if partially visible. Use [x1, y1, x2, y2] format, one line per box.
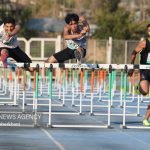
[139, 80, 150, 126]
[74, 48, 85, 64]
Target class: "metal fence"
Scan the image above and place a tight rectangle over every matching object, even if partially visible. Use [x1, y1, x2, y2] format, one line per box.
[18, 36, 61, 61]
[112, 39, 139, 64]
[86, 38, 140, 64]
[18, 36, 140, 64]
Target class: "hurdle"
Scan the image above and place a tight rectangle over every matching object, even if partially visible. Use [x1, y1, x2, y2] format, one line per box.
[47, 63, 149, 122]
[0, 62, 150, 128]
[0, 66, 18, 105]
[121, 64, 150, 129]
[43, 63, 111, 128]
[48, 63, 150, 129]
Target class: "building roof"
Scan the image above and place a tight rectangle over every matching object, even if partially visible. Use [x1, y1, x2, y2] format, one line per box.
[26, 18, 66, 32]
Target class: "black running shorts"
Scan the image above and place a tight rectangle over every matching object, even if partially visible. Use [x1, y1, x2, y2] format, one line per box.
[140, 69, 150, 82]
[53, 47, 86, 63]
[0, 46, 32, 63]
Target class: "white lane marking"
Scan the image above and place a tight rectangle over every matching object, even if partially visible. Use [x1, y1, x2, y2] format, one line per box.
[41, 128, 65, 150]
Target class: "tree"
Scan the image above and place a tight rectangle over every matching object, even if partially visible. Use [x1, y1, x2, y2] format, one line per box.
[15, 7, 38, 39]
[94, 0, 132, 39]
[0, 1, 37, 39]
[96, 0, 120, 12]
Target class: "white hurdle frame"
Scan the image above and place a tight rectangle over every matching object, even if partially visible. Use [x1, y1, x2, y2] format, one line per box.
[0, 62, 150, 128]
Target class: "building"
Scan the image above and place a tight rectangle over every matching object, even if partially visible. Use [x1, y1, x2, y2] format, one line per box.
[119, 0, 150, 21]
[0, 0, 22, 17]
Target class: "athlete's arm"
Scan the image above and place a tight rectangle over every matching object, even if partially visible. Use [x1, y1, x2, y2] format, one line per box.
[79, 16, 90, 33]
[130, 40, 146, 64]
[8, 23, 20, 37]
[128, 40, 146, 76]
[63, 25, 84, 40]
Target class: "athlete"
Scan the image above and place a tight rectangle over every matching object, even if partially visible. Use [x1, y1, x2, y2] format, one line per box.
[0, 17, 20, 63]
[128, 24, 150, 126]
[45, 13, 90, 64]
[0, 16, 32, 71]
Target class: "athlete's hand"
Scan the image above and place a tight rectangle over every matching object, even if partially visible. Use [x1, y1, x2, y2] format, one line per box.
[80, 30, 86, 35]
[128, 69, 134, 77]
[4, 35, 10, 41]
[3, 32, 11, 41]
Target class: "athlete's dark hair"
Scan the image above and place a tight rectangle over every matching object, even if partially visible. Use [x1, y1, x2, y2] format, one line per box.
[3, 16, 16, 25]
[65, 13, 79, 24]
[147, 24, 150, 29]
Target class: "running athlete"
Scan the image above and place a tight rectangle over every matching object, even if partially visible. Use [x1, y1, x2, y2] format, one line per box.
[45, 13, 90, 64]
[0, 16, 32, 71]
[128, 24, 150, 126]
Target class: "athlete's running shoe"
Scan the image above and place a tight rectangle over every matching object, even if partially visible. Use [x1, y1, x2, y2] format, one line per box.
[6, 58, 16, 72]
[143, 119, 150, 126]
[135, 84, 141, 95]
[74, 50, 83, 64]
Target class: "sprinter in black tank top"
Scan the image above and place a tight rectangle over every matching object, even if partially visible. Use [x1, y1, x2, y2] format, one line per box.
[140, 39, 150, 65]
[128, 24, 150, 126]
